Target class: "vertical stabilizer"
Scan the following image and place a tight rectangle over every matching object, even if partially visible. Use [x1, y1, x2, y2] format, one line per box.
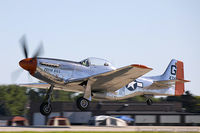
[162, 59, 177, 80]
[161, 59, 186, 96]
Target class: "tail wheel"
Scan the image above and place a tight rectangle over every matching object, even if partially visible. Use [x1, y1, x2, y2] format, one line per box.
[76, 97, 89, 111]
[40, 102, 52, 116]
[146, 99, 153, 105]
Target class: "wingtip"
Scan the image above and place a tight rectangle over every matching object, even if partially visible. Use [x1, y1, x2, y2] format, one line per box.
[131, 64, 153, 70]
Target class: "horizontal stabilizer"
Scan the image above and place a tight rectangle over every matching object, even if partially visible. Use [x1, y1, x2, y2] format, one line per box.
[147, 79, 189, 90]
[155, 79, 190, 85]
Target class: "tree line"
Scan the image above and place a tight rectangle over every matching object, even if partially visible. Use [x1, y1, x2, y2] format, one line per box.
[0, 85, 199, 116]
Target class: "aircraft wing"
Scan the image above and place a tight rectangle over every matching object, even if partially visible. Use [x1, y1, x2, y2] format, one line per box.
[20, 82, 52, 89]
[19, 82, 84, 92]
[90, 64, 152, 92]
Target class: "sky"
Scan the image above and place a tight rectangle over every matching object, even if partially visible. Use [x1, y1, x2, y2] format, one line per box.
[0, 0, 199, 95]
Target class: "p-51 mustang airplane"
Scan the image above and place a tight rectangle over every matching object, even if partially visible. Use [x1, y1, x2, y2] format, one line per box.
[18, 36, 189, 116]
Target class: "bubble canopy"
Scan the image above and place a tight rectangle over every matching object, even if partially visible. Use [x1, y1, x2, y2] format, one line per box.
[80, 57, 113, 67]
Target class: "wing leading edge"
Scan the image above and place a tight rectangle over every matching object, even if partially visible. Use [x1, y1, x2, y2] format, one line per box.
[20, 82, 51, 89]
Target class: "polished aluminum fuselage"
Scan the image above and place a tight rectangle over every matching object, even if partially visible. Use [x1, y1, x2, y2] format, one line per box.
[33, 57, 115, 92]
[31, 57, 176, 100]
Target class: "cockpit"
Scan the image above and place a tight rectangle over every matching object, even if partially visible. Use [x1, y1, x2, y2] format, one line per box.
[80, 57, 113, 67]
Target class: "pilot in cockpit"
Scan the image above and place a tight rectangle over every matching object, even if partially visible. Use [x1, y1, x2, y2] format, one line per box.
[81, 59, 89, 67]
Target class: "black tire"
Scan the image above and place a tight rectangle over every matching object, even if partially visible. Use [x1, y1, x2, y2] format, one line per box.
[146, 99, 153, 105]
[40, 102, 52, 116]
[76, 97, 89, 111]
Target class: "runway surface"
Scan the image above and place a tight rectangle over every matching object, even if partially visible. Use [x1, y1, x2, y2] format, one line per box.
[0, 126, 200, 132]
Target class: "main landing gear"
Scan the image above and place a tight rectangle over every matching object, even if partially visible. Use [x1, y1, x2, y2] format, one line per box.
[40, 85, 54, 116]
[76, 80, 92, 111]
[144, 94, 153, 105]
[76, 97, 90, 111]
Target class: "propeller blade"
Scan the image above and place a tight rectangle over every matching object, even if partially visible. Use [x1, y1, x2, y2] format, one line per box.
[27, 72, 33, 82]
[20, 35, 29, 58]
[11, 68, 23, 82]
[32, 41, 44, 58]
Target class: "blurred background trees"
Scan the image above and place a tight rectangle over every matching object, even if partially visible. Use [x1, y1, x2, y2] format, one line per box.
[0, 85, 28, 116]
[0, 85, 199, 116]
[0, 85, 74, 116]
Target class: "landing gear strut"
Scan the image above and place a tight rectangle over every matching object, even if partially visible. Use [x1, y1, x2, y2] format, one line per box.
[146, 98, 153, 105]
[40, 85, 54, 116]
[76, 80, 91, 111]
[144, 94, 153, 105]
[76, 97, 89, 111]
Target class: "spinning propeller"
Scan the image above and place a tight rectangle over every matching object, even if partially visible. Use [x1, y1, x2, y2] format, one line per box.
[12, 35, 44, 82]
[20, 35, 44, 59]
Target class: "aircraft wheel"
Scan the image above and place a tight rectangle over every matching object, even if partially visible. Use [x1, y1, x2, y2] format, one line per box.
[146, 98, 153, 105]
[77, 97, 89, 111]
[40, 102, 52, 116]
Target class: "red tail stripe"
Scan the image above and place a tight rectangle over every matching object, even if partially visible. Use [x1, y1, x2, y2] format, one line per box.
[175, 61, 184, 96]
[176, 60, 184, 80]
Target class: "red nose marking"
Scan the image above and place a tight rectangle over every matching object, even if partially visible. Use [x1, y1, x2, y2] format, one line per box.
[19, 58, 37, 75]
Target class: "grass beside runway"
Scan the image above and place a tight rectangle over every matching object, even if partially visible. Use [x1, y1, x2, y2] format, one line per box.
[0, 131, 198, 133]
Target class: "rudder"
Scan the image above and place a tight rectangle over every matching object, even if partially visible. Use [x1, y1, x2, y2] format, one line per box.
[175, 61, 184, 96]
[161, 59, 187, 96]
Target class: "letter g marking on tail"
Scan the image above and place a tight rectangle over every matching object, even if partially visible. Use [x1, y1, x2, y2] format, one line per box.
[171, 65, 177, 75]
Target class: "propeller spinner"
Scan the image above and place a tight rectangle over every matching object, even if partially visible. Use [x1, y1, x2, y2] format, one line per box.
[19, 58, 37, 75]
